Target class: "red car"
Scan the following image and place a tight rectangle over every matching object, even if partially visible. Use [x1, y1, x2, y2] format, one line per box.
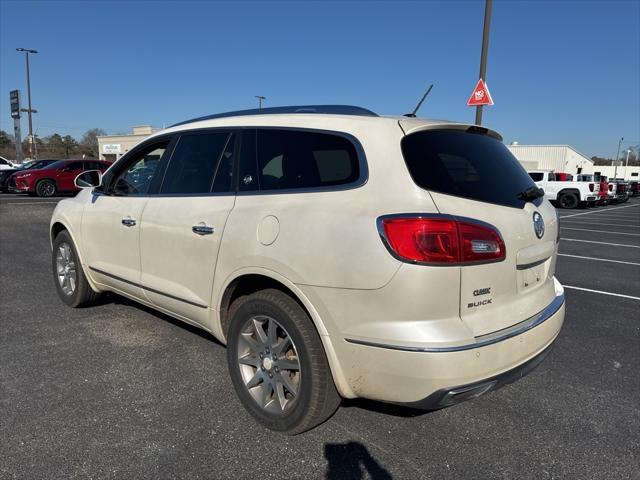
[12, 159, 111, 197]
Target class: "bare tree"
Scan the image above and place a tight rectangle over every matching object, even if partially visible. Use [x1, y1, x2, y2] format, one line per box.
[80, 128, 107, 158]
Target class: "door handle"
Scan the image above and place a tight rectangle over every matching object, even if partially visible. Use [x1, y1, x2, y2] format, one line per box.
[192, 223, 214, 235]
[121, 217, 136, 227]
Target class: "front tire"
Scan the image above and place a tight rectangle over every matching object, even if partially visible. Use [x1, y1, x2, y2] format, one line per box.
[36, 179, 56, 197]
[226, 289, 340, 434]
[52, 230, 100, 307]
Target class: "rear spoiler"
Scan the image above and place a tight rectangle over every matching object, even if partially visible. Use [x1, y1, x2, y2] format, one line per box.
[398, 118, 503, 141]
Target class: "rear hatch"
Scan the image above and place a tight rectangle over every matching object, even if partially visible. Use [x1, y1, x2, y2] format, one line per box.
[400, 123, 559, 336]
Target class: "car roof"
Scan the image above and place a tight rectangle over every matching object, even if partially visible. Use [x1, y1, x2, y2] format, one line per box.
[154, 105, 501, 141]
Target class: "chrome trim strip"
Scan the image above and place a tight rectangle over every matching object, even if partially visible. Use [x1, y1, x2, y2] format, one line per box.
[516, 257, 549, 270]
[344, 292, 564, 353]
[89, 267, 209, 309]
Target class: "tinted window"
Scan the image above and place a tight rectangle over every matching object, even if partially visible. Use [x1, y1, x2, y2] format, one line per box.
[528, 172, 543, 182]
[548, 173, 556, 181]
[86, 161, 105, 170]
[256, 129, 359, 190]
[401, 129, 538, 209]
[67, 161, 84, 171]
[212, 133, 236, 193]
[112, 143, 168, 195]
[161, 133, 230, 194]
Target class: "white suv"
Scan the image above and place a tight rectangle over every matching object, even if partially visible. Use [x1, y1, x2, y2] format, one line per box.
[50, 105, 565, 434]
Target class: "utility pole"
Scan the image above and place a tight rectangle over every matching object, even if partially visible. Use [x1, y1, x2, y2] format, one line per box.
[16, 48, 38, 159]
[475, 0, 492, 126]
[613, 137, 623, 179]
[255, 95, 266, 110]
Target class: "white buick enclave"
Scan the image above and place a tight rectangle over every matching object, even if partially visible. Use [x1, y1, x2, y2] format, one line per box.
[50, 105, 565, 434]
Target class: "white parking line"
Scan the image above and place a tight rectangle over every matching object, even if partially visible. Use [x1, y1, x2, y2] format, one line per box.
[3, 201, 59, 205]
[571, 213, 640, 219]
[560, 238, 640, 248]
[557, 253, 640, 266]
[563, 285, 640, 301]
[561, 221, 640, 228]
[561, 227, 640, 236]
[558, 203, 640, 219]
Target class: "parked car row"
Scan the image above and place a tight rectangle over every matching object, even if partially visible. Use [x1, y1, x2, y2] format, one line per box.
[528, 169, 636, 209]
[0, 159, 111, 197]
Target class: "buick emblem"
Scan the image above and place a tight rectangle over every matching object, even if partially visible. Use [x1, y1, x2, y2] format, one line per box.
[533, 212, 545, 239]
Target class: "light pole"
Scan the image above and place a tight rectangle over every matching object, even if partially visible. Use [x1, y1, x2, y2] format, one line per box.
[475, 0, 492, 126]
[255, 95, 266, 110]
[16, 48, 38, 159]
[624, 149, 631, 180]
[613, 136, 623, 179]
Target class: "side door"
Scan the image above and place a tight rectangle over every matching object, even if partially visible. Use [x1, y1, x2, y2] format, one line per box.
[82, 139, 173, 299]
[138, 130, 237, 327]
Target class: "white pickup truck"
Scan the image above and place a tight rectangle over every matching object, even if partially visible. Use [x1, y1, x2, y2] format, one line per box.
[528, 170, 600, 209]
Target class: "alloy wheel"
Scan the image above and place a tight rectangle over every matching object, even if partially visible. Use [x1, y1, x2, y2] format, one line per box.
[56, 242, 77, 296]
[236, 315, 301, 414]
[38, 181, 55, 197]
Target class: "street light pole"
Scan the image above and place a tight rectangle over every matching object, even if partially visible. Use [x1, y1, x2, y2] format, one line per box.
[624, 149, 631, 180]
[613, 136, 623, 179]
[255, 96, 266, 110]
[16, 48, 38, 159]
[475, 0, 492, 126]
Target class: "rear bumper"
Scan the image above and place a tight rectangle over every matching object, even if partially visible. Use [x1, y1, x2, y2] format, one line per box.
[401, 340, 553, 409]
[335, 279, 565, 404]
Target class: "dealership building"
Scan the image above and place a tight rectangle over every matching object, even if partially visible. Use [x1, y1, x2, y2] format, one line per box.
[508, 143, 639, 180]
[97, 125, 160, 162]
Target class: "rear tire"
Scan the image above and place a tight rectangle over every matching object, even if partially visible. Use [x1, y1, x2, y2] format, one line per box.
[226, 289, 340, 434]
[558, 193, 578, 209]
[36, 179, 56, 197]
[52, 230, 100, 307]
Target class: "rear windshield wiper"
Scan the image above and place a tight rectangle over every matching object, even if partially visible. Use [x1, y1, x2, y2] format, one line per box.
[517, 186, 545, 202]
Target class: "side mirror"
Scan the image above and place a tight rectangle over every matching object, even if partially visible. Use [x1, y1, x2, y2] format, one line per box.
[75, 170, 102, 189]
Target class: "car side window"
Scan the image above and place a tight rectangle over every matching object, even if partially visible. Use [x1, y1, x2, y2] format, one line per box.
[160, 132, 232, 195]
[67, 161, 84, 171]
[256, 129, 359, 191]
[111, 143, 169, 196]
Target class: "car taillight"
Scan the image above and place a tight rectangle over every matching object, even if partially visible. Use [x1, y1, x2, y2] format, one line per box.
[379, 216, 505, 265]
[589, 183, 594, 192]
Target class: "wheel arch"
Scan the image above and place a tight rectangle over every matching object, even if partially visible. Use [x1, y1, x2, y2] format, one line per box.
[50, 219, 102, 293]
[216, 269, 355, 398]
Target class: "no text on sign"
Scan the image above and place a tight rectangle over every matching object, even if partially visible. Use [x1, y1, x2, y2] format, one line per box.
[467, 79, 493, 107]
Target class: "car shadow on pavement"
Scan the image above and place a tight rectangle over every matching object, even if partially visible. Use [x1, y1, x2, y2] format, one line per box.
[324, 441, 392, 479]
[341, 397, 431, 418]
[101, 292, 224, 347]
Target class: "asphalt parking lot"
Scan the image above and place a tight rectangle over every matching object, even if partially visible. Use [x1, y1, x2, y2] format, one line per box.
[1, 194, 639, 480]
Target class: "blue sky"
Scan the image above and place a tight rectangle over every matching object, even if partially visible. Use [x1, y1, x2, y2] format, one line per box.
[0, 0, 638, 158]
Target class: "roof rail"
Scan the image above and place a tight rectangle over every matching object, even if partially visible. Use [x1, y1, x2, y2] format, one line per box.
[170, 105, 378, 127]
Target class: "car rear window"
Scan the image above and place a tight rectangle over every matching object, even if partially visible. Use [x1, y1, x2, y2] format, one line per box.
[401, 129, 539, 208]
